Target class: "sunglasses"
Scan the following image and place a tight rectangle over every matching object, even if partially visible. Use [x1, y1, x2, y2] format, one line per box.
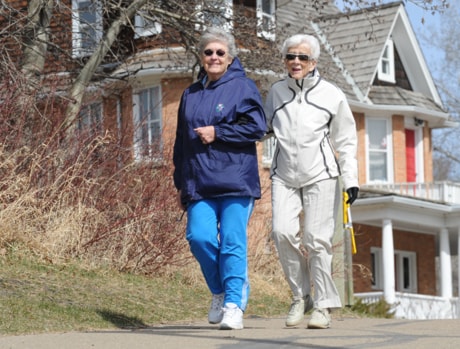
[203, 49, 226, 57]
[285, 53, 310, 61]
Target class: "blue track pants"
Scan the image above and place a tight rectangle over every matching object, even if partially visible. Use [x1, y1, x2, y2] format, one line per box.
[186, 196, 254, 311]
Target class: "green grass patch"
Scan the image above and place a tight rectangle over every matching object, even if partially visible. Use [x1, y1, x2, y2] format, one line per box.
[350, 298, 395, 318]
[0, 252, 212, 334]
[0, 250, 387, 336]
[0, 251, 291, 335]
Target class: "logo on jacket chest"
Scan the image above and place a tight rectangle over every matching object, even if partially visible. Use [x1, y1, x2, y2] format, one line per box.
[216, 103, 225, 113]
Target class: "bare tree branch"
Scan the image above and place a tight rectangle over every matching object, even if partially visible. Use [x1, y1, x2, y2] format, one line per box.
[63, 0, 150, 134]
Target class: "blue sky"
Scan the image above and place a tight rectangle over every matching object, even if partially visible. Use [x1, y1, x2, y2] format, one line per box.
[404, 2, 443, 67]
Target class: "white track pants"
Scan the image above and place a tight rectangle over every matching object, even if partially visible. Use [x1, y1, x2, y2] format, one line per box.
[271, 177, 342, 309]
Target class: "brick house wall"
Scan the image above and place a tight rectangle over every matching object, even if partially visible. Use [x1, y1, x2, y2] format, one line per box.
[161, 77, 192, 153]
[352, 223, 436, 296]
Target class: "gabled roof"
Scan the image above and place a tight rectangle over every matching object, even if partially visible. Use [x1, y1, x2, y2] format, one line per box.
[305, 1, 451, 127]
[313, 3, 400, 100]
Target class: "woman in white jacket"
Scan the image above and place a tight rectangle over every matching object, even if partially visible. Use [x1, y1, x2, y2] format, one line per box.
[264, 34, 359, 329]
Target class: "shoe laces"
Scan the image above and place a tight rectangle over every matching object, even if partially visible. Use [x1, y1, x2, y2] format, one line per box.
[313, 308, 330, 319]
[223, 304, 240, 317]
[288, 299, 304, 315]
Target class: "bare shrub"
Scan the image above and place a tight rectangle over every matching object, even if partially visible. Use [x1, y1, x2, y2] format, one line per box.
[0, 67, 191, 275]
[0, 62, 279, 280]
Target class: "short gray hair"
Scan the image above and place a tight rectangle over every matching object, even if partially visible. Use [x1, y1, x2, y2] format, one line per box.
[281, 34, 320, 60]
[198, 27, 237, 58]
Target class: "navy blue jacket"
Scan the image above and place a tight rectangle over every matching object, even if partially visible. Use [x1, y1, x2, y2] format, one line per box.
[173, 58, 266, 204]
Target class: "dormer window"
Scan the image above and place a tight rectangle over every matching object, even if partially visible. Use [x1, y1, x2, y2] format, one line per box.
[378, 39, 395, 83]
[72, 0, 103, 58]
[257, 0, 276, 41]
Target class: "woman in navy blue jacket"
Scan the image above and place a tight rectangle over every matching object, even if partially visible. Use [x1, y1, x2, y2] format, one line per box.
[173, 27, 266, 330]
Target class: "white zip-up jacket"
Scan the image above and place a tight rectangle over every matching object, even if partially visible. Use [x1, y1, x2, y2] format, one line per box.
[264, 69, 359, 190]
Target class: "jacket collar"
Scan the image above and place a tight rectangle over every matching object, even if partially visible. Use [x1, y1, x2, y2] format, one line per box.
[286, 68, 320, 91]
[200, 57, 246, 89]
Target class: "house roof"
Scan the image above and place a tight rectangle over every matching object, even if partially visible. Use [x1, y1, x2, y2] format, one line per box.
[368, 85, 444, 113]
[304, 1, 451, 126]
[313, 3, 400, 100]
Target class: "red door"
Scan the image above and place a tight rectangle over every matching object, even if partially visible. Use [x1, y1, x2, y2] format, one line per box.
[405, 129, 416, 182]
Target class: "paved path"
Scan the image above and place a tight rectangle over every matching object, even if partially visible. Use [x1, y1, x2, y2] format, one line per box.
[1, 316, 459, 348]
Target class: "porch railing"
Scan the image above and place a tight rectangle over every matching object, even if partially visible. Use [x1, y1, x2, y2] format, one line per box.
[361, 181, 460, 205]
[355, 291, 460, 319]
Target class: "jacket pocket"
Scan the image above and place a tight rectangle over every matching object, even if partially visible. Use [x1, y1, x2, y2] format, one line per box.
[320, 135, 340, 177]
[191, 153, 243, 197]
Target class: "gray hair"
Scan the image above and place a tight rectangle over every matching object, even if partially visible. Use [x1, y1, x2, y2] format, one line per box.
[281, 34, 320, 60]
[198, 27, 237, 58]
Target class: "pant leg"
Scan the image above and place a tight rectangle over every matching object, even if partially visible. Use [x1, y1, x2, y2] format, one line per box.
[302, 178, 342, 309]
[271, 179, 311, 300]
[219, 196, 253, 311]
[186, 199, 224, 295]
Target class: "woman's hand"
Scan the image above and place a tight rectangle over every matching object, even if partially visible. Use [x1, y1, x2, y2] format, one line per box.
[346, 187, 359, 205]
[194, 126, 216, 145]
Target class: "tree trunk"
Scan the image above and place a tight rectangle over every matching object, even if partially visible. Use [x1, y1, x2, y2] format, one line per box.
[63, 0, 150, 136]
[20, 0, 54, 88]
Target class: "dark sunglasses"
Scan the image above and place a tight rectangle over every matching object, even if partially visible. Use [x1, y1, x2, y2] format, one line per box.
[203, 49, 226, 57]
[285, 53, 310, 61]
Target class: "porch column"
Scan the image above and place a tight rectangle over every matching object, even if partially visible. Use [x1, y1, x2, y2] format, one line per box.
[458, 227, 460, 299]
[439, 228, 452, 298]
[382, 219, 395, 304]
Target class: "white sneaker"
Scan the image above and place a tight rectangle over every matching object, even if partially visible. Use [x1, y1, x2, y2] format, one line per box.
[307, 308, 331, 329]
[285, 295, 314, 327]
[219, 303, 244, 330]
[208, 293, 225, 324]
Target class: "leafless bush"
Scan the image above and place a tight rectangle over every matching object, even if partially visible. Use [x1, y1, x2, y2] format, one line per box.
[0, 68, 191, 275]
[0, 62, 278, 279]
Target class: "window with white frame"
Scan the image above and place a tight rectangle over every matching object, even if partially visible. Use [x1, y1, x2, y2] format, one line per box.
[378, 39, 395, 83]
[195, 0, 233, 31]
[257, 0, 275, 41]
[366, 117, 393, 183]
[370, 247, 417, 293]
[78, 102, 103, 135]
[370, 247, 383, 290]
[395, 250, 418, 293]
[132, 86, 162, 160]
[72, 0, 103, 57]
[134, 11, 162, 38]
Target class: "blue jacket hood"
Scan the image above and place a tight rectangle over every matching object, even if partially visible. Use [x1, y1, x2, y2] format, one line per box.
[201, 57, 247, 88]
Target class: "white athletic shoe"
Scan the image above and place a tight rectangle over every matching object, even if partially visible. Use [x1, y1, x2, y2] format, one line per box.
[307, 308, 331, 329]
[285, 295, 314, 327]
[219, 303, 244, 330]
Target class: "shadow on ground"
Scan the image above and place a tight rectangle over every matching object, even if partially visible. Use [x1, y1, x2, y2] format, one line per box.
[96, 309, 149, 329]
